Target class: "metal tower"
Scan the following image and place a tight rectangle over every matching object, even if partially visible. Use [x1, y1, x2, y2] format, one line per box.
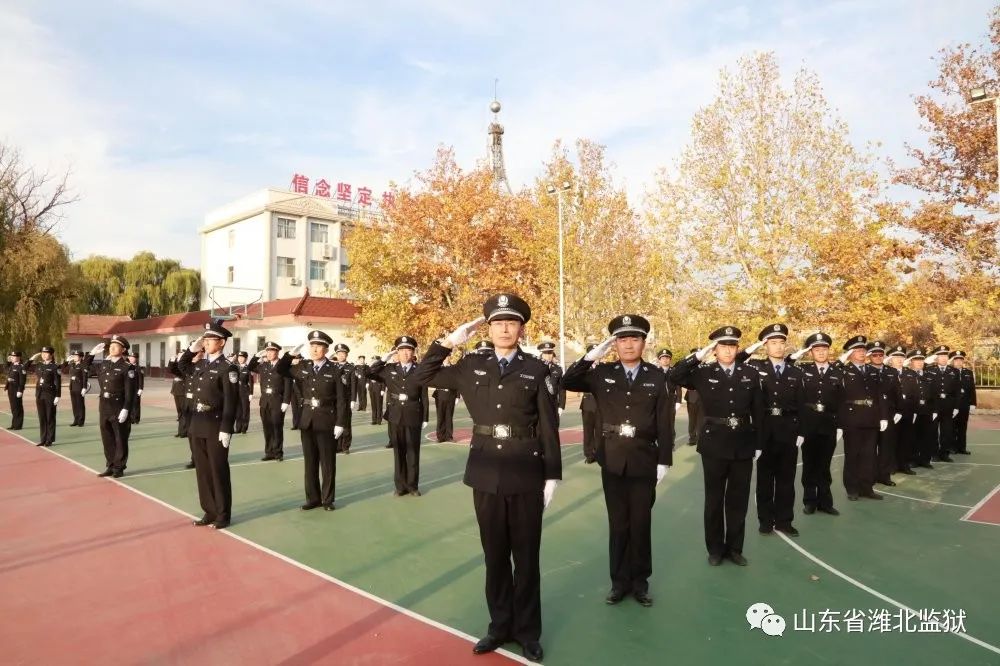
[488, 87, 512, 195]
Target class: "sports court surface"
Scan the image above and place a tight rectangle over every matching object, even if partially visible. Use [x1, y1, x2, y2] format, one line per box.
[2, 383, 999, 665]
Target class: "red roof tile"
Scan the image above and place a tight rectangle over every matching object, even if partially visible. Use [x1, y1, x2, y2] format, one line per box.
[66, 314, 131, 336]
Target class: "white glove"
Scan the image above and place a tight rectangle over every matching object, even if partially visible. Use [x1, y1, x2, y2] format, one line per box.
[952, 408, 959, 418]
[753, 449, 762, 462]
[16, 392, 22, 398]
[421, 421, 429, 429]
[893, 413, 902, 424]
[334, 426, 344, 438]
[188, 336, 205, 353]
[350, 401, 357, 410]
[81, 389, 86, 396]
[380, 390, 385, 396]
[836, 429, 843, 442]
[795, 435, 804, 448]
[558, 407, 563, 415]
[970, 405, 976, 414]
[838, 350, 852, 365]
[90, 342, 105, 356]
[912, 414, 917, 423]
[219, 432, 231, 448]
[52, 397, 60, 406]
[280, 403, 289, 413]
[29, 352, 41, 361]
[543, 479, 559, 510]
[256, 349, 268, 358]
[117, 409, 128, 423]
[675, 402, 682, 413]
[290, 343, 304, 357]
[932, 412, 938, 421]
[585, 335, 616, 362]
[656, 464, 668, 486]
[695, 342, 717, 362]
[879, 420, 888, 432]
[790, 348, 808, 361]
[743, 340, 764, 356]
[137, 389, 143, 396]
[446, 316, 486, 347]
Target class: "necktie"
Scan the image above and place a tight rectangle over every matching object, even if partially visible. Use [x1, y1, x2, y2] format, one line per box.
[626, 369, 634, 385]
[819, 366, 825, 377]
[725, 367, 733, 378]
[499, 358, 509, 375]
[775, 364, 783, 377]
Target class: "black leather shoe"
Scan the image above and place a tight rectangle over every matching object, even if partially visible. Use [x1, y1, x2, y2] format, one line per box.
[472, 635, 505, 655]
[260, 455, 274, 461]
[708, 554, 723, 566]
[301, 502, 321, 511]
[275, 456, 283, 462]
[185, 461, 196, 469]
[522, 641, 543, 662]
[605, 588, 627, 605]
[920, 463, 934, 469]
[384, 443, 392, 449]
[727, 552, 748, 566]
[775, 524, 800, 537]
[112, 470, 124, 478]
[861, 491, 883, 500]
[847, 494, 859, 501]
[881, 480, 897, 486]
[192, 517, 212, 526]
[410, 489, 422, 497]
[956, 450, 971, 455]
[758, 524, 773, 534]
[938, 455, 953, 462]
[210, 521, 229, 530]
[323, 504, 336, 511]
[36, 442, 45, 447]
[901, 468, 916, 475]
[633, 591, 653, 607]
[818, 506, 840, 516]
[803, 504, 816, 515]
[97, 469, 113, 477]
[393, 490, 408, 497]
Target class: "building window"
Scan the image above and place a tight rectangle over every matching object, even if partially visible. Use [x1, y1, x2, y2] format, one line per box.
[339, 264, 349, 290]
[228, 229, 236, 248]
[256, 336, 266, 352]
[159, 341, 166, 368]
[277, 256, 296, 278]
[227, 266, 234, 284]
[145, 343, 151, 369]
[175, 340, 181, 355]
[310, 222, 329, 243]
[276, 217, 296, 239]
[310, 260, 326, 281]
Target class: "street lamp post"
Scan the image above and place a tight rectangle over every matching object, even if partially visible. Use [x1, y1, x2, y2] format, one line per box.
[970, 85, 1000, 200]
[546, 181, 573, 369]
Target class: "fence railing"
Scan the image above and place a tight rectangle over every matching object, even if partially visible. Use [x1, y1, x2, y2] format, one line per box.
[972, 362, 1000, 389]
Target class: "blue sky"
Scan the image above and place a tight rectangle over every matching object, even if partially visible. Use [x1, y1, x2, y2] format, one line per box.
[0, 0, 992, 268]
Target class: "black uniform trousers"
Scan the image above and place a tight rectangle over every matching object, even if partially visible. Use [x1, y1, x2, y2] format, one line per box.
[99, 403, 131, 471]
[756, 438, 798, 528]
[291, 399, 302, 429]
[435, 393, 456, 442]
[260, 400, 286, 459]
[910, 415, 938, 466]
[390, 423, 421, 492]
[173, 394, 189, 437]
[130, 394, 142, 424]
[473, 488, 544, 644]
[70, 387, 86, 425]
[954, 409, 971, 454]
[801, 432, 837, 509]
[687, 402, 702, 445]
[235, 388, 251, 433]
[842, 427, 877, 495]
[300, 427, 337, 506]
[876, 421, 899, 483]
[701, 455, 753, 557]
[581, 411, 600, 460]
[337, 408, 353, 453]
[190, 433, 231, 522]
[602, 468, 655, 593]
[356, 381, 367, 411]
[7, 389, 24, 429]
[936, 412, 955, 457]
[369, 385, 383, 424]
[36, 392, 57, 445]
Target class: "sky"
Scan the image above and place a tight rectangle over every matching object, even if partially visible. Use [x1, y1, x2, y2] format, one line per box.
[0, 0, 993, 268]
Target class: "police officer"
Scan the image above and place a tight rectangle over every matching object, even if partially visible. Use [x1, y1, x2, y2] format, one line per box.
[167, 351, 189, 438]
[537, 342, 566, 416]
[368, 336, 430, 495]
[951, 350, 976, 456]
[368, 355, 385, 425]
[684, 348, 703, 447]
[926, 345, 960, 462]
[654, 349, 683, 449]
[900, 348, 939, 470]
[836, 335, 888, 501]
[290, 352, 304, 431]
[168, 350, 198, 469]
[563, 315, 672, 607]
[178, 322, 239, 528]
[868, 342, 903, 487]
[4, 351, 27, 430]
[891, 347, 917, 474]
[127, 350, 144, 424]
[669, 326, 764, 567]
[27, 346, 61, 447]
[354, 356, 368, 411]
[793, 333, 843, 516]
[232, 351, 253, 434]
[84, 335, 136, 477]
[276, 330, 348, 511]
[248, 341, 292, 462]
[580, 344, 600, 464]
[332, 344, 356, 454]
[432, 355, 458, 442]
[65, 350, 89, 426]
[412, 293, 560, 662]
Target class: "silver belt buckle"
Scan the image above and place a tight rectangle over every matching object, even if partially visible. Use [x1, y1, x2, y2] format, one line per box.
[39, 379, 45, 385]
[770, 407, 782, 416]
[103, 392, 110, 398]
[816, 404, 825, 413]
[919, 399, 926, 405]
[940, 393, 946, 399]
[185, 392, 193, 399]
[173, 377, 182, 382]
[265, 388, 273, 394]
[864, 399, 873, 407]
[310, 398, 320, 408]
[398, 393, 408, 403]
[196, 403, 207, 412]
[492, 424, 511, 439]
[726, 417, 740, 429]
[619, 424, 636, 437]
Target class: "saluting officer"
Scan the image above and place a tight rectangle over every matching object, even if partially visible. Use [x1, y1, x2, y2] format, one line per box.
[27, 346, 61, 447]
[412, 293, 561, 663]
[537, 342, 566, 416]
[579, 343, 600, 464]
[167, 351, 189, 438]
[168, 350, 198, 469]
[669, 326, 764, 567]
[232, 351, 254, 434]
[900, 348, 939, 470]
[868, 341, 903, 487]
[276, 330, 348, 511]
[951, 350, 976, 456]
[654, 349, 683, 449]
[684, 348, 703, 447]
[84, 335, 136, 477]
[127, 350, 144, 424]
[793, 333, 843, 516]
[354, 356, 369, 411]
[432, 355, 458, 443]
[332, 344, 356, 454]
[563, 315, 672, 608]
[5, 351, 28, 430]
[248, 341, 292, 462]
[836, 335, 888, 501]
[368, 336, 430, 495]
[178, 322, 239, 528]
[65, 350, 89, 427]
[925, 345, 960, 462]
[368, 355, 385, 425]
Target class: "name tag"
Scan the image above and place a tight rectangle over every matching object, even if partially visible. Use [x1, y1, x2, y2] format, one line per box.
[474, 370, 487, 376]
[519, 374, 535, 380]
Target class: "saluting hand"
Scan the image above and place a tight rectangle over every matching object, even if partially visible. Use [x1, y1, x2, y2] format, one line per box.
[445, 316, 486, 348]
[790, 348, 809, 361]
[743, 340, 764, 356]
[29, 352, 41, 362]
[584, 335, 616, 362]
[90, 342, 106, 356]
[695, 342, 717, 363]
[189, 336, 205, 353]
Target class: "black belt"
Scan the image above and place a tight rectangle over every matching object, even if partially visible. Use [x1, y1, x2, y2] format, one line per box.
[601, 423, 652, 439]
[472, 424, 536, 439]
[805, 403, 829, 413]
[766, 407, 797, 417]
[100, 393, 125, 400]
[304, 398, 337, 408]
[705, 415, 750, 428]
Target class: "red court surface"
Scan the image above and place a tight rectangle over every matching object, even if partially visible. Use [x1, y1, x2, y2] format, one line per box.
[0, 430, 520, 665]
[962, 483, 1000, 527]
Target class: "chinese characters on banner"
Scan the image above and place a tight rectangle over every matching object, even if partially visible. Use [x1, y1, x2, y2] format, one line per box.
[290, 173, 395, 208]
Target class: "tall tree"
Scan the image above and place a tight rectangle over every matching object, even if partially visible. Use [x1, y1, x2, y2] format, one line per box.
[74, 252, 201, 318]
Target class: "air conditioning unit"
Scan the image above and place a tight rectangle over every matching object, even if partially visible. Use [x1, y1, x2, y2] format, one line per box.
[321, 245, 336, 260]
[289, 277, 301, 286]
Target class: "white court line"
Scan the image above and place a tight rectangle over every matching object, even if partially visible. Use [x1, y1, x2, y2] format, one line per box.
[876, 490, 972, 509]
[942, 461, 1000, 467]
[960, 482, 1000, 525]
[0, 427, 529, 664]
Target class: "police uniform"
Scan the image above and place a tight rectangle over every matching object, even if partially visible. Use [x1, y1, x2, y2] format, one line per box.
[870, 342, 903, 486]
[248, 342, 293, 461]
[537, 342, 566, 413]
[432, 359, 458, 442]
[412, 294, 561, 660]
[899, 349, 939, 469]
[354, 359, 369, 411]
[167, 353, 189, 438]
[579, 344, 600, 464]
[837, 335, 888, 500]
[332, 344, 356, 453]
[925, 345, 960, 461]
[669, 326, 764, 566]
[737, 324, 805, 536]
[290, 361, 304, 430]
[128, 352, 144, 424]
[368, 356, 385, 425]
[83, 335, 136, 477]
[474, 339, 496, 355]
[655, 348, 683, 450]
[684, 348, 703, 446]
[65, 351, 89, 426]
[4, 351, 27, 430]
[367, 336, 430, 494]
[563, 315, 672, 605]
[28, 347, 62, 446]
[276, 330, 349, 510]
[892, 348, 917, 474]
[178, 322, 239, 528]
[793, 333, 843, 515]
[951, 351, 976, 455]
